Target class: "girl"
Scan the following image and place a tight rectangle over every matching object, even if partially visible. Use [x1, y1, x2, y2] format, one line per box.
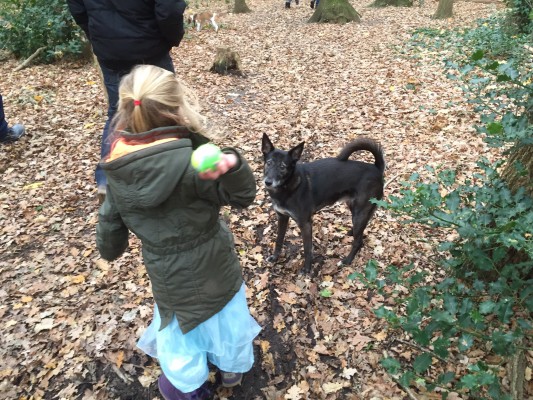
[96, 65, 261, 400]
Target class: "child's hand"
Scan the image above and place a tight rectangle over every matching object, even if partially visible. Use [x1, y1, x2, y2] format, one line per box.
[198, 153, 238, 180]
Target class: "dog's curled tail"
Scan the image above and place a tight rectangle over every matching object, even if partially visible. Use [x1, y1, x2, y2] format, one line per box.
[337, 138, 385, 174]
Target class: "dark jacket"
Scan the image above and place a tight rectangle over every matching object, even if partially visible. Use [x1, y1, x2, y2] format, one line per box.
[67, 0, 186, 70]
[96, 126, 257, 333]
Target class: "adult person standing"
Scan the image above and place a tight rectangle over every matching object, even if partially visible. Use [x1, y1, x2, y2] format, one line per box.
[0, 94, 25, 144]
[67, 0, 187, 202]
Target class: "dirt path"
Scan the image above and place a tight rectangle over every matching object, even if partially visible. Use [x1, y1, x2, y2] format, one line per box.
[0, 0, 502, 399]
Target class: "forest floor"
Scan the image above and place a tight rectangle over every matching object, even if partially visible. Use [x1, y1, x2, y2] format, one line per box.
[2, 0, 527, 399]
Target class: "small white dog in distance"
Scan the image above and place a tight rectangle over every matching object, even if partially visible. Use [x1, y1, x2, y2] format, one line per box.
[188, 11, 224, 32]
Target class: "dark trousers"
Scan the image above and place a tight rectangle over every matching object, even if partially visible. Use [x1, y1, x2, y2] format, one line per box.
[95, 53, 175, 188]
[0, 95, 8, 140]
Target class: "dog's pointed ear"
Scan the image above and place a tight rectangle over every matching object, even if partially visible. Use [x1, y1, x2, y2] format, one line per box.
[262, 133, 274, 156]
[289, 141, 305, 162]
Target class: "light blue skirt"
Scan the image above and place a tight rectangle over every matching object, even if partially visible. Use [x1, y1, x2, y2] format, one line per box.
[137, 284, 261, 393]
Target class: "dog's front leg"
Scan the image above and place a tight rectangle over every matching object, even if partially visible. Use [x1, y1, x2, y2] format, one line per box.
[299, 220, 313, 274]
[267, 212, 289, 263]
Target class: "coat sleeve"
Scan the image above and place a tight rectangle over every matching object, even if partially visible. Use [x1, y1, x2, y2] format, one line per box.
[67, 0, 90, 38]
[195, 148, 257, 209]
[96, 193, 129, 261]
[155, 0, 187, 47]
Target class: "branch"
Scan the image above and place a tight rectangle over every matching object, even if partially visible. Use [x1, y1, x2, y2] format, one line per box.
[392, 338, 450, 363]
[13, 47, 46, 72]
[384, 173, 401, 189]
[111, 364, 133, 384]
[382, 350, 421, 400]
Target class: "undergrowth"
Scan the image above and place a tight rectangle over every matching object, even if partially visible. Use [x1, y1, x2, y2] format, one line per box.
[0, 0, 85, 62]
[354, 10, 533, 400]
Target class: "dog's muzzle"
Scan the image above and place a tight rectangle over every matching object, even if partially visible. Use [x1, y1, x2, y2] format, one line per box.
[263, 178, 281, 191]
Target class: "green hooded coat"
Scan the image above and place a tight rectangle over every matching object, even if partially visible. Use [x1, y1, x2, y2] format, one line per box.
[96, 126, 256, 333]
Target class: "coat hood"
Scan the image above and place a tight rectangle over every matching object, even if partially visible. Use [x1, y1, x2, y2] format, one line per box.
[100, 126, 208, 209]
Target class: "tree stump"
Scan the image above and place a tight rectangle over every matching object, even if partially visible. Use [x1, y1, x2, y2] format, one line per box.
[210, 47, 243, 76]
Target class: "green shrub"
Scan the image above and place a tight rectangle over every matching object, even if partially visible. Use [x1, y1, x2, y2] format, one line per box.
[503, 0, 533, 33]
[410, 13, 531, 60]
[354, 14, 532, 399]
[354, 160, 532, 397]
[0, 0, 84, 63]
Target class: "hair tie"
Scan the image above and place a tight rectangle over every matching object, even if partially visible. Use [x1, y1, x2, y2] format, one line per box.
[133, 99, 142, 106]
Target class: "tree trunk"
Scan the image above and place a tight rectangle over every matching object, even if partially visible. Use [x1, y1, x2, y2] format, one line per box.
[502, 100, 533, 197]
[432, 0, 453, 19]
[308, 0, 361, 23]
[234, 0, 251, 14]
[506, 339, 526, 400]
[501, 100, 532, 397]
[501, 144, 533, 197]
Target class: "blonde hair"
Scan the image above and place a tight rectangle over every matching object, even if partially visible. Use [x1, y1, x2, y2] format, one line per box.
[112, 64, 208, 135]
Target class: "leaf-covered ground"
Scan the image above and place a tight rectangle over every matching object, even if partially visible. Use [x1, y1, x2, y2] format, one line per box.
[3, 0, 529, 399]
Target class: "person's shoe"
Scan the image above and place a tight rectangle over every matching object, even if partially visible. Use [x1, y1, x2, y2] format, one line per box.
[310, 0, 315, 8]
[285, 1, 290, 8]
[0, 124, 25, 143]
[221, 372, 243, 388]
[158, 373, 212, 400]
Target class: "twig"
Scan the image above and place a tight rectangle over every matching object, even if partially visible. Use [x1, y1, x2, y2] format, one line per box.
[384, 173, 401, 189]
[402, 384, 421, 400]
[13, 47, 46, 72]
[382, 350, 421, 400]
[392, 337, 450, 363]
[111, 364, 133, 384]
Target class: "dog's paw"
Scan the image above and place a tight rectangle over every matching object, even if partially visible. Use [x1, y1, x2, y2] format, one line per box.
[299, 263, 313, 275]
[266, 254, 279, 263]
[341, 255, 357, 265]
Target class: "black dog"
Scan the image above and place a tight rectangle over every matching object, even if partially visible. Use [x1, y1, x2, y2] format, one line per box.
[261, 133, 385, 274]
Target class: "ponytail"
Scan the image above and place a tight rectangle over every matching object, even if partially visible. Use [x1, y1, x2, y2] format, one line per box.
[111, 65, 211, 137]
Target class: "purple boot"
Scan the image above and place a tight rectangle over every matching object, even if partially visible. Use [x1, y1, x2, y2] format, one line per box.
[221, 372, 243, 388]
[158, 373, 212, 400]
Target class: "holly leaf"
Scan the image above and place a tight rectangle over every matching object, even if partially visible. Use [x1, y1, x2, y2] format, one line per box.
[413, 352, 432, 374]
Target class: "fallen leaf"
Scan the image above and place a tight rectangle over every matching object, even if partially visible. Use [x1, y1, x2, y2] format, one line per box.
[373, 330, 388, 341]
[323, 381, 344, 394]
[35, 318, 54, 332]
[285, 384, 303, 400]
